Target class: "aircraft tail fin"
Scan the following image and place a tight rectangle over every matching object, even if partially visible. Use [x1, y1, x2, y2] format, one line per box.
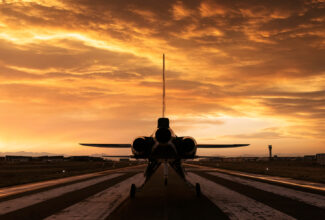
[162, 54, 166, 118]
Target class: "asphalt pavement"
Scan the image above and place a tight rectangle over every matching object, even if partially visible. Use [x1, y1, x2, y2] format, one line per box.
[0, 163, 324, 220]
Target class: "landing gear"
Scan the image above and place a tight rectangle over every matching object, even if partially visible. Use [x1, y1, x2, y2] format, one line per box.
[169, 159, 185, 179]
[144, 160, 161, 183]
[130, 184, 136, 198]
[195, 183, 201, 197]
[164, 178, 168, 186]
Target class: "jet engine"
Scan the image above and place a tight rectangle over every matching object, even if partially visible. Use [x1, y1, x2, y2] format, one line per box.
[155, 128, 172, 143]
[179, 137, 197, 157]
[132, 136, 154, 157]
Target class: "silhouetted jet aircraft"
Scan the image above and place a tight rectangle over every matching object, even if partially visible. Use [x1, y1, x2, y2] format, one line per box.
[80, 54, 249, 197]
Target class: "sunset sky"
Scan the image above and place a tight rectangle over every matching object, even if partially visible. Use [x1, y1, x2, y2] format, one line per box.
[0, 0, 324, 156]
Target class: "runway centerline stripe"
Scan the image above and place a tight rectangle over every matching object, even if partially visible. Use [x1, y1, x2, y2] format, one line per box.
[194, 171, 325, 220]
[187, 172, 295, 220]
[207, 171, 325, 209]
[45, 173, 145, 220]
[0, 173, 123, 215]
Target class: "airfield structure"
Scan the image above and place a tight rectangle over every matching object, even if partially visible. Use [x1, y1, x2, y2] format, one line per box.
[316, 153, 325, 165]
[268, 145, 272, 160]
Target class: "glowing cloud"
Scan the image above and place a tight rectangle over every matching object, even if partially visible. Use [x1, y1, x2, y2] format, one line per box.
[0, 0, 324, 156]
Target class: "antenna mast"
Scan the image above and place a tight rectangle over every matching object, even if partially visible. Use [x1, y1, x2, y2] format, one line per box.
[162, 54, 166, 118]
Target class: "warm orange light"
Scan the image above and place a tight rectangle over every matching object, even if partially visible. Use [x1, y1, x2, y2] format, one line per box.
[0, 0, 323, 156]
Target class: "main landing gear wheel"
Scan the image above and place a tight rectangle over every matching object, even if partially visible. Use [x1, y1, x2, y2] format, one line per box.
[130, 184, 136, 198]
[195, 183, 201, 197]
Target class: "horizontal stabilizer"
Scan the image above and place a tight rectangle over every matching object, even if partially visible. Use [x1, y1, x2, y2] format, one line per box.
[195, 155, 223, 158]
[196, 144, 249, 148]
[80, 143, 131, 148]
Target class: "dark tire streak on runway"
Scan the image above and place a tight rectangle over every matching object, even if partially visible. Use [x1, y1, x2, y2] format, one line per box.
[0, 172, 139, 220]
[196, 171, 325, 220]
[107, 167, 229, 220]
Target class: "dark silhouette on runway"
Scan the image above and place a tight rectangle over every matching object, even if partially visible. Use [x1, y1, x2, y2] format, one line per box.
[107, 166, 229, 220]
[80, 54, 249, 196]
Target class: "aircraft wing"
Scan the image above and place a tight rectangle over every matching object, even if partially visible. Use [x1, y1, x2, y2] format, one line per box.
[194, 155, 222, 158]
[80, 143, 131, 148]
[102, 155, 133, 158]
[196, 144, 249, 148]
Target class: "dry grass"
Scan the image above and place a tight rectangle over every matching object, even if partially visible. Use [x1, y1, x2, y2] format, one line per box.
[188, 160, 325, 184]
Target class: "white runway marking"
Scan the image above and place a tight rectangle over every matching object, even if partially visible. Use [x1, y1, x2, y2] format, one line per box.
[208, 171, 325, 209]
[45, 173, 145, 220]
[187, 172, 295, 220]
[0, 173, 123, 215]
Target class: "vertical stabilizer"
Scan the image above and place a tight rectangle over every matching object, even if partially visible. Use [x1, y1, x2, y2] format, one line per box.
[162, 54, 166, 118]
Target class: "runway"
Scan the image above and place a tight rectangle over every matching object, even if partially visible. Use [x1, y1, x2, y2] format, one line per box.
[0, 163, 324, 220]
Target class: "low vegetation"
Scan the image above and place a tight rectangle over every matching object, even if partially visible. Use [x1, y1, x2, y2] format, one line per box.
[0, 160, 143, 188]
[187, 160, 325, 184]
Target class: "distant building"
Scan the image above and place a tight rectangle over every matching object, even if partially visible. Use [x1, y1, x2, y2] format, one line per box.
[119, 158, 130, 162]
[303, 155, 316, 161]
[221, 157, 259, 162]
[199, 157, 223, 162]
[316, 154, 325, 165]
[257, 157, 269, 161]
[68, 156, 104, 161]
[222, 157, 238, 162]
[274, 157, 302, 161]
[49, 156, 64, 161]
[246, 157, 259, 161]
[5, 155, 32, 162]
[32, 156, 64, 162]
[0, 157, 5, 161]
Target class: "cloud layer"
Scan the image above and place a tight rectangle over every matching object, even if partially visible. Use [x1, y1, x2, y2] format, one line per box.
[0, 0, 324, 155]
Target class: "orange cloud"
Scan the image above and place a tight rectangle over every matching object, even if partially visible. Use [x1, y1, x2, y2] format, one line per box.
[0, 0, 324, 156]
